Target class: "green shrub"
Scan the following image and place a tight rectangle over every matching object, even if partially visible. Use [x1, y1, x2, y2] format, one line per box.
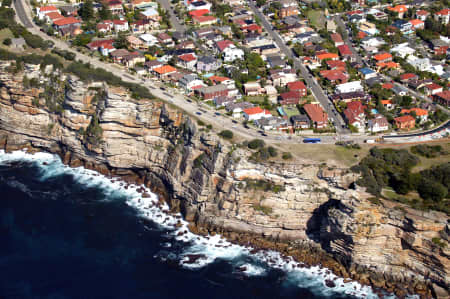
[3, 38, 11, 46]
[219, 130, 233, 139]
[248, 139, 265, 149]
[411, 144, 445, 158]
[282, 152, 293, 160]
[268, 146, 277, 157]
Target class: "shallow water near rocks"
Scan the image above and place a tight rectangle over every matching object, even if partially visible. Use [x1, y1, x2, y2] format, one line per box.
[0, 150, 408, 299]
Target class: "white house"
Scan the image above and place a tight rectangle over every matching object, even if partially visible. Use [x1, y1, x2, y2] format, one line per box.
[361, 37, 385, 48]
[335, 81, 363, 94]
[243, 107, 272, 121]
[390, 43, 415, 58]
[368, 114, 389, 132]
[223, 46, 244, 62]
[36, 5, 59, 20]
[113, 19, 129, 32]
[187, 0, 212, 11]
[100, 44, 116, 56]
[139, 33, 158, 46]
[179, 74, 205, 91]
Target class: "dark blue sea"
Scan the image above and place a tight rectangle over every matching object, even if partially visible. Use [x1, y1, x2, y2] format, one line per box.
[0, 151, 384, 299]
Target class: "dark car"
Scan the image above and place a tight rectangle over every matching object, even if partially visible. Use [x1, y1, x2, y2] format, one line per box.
[186, 99, 192, 103]
[214, 112, 220, 116]
[160, 87, 166, 91]
[232, 120, 238, 124]
[261, 133, 267, 136]
[196, 112, 202, 115]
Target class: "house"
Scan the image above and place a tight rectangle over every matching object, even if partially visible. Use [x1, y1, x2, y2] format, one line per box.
[144, 60, 164, 71]
[264, 85, 278, 103]
[97, 21, 113, 33]
[140, 8, 160, 21]
[331, 91, 367, 103]
[255, 116, 289, 131]
[122, 52, 145, 68]
[279, 0, 299, 18]
[267, 56, 286, 68]
[127, 35, 147, 50]
[337, 45, 353, 61]
[179, 74, 205, 91]
[189, 9, 209, 17]
[359, 67, 376, 79]
[416, 10, 429, 21]
[36, 5, 59, 20]
[394, 115, 415, 130]
[287, 81, 307, 96]
[223, 46, 244, 62]
[53, 17, 81, 30]
[359, 21, 378, 35]
[336, 81, 363, 94]
[316, 52, 339, 62]
[401, 108, 428, 122]
[105, 0, 124, 14]
[196, 84, 229, 100]
[152, 65, 178, 79]
[87, 39, 114, 51]
[158, 33, 174, 46]
[430, 39, 449, 56]
[435, 8, 450, 25]
[409, 19, 424, 30]
[391, 85, 408, 96]
[269, 68, 298, 86]
[100, 43, 116, 56]
[196, 56, 221, 72]
[177, 53, 197, 70]
[424, 83, 443, 96]
[373, 52, 392, 63]
[327, 60, 346, 70]
[290, 114, 310, 129]
[320, 70, 349, 84]
[279, 91, 301, 105]
[214, 96, 234, 107]
[243, 82, 263, 96]
[44, 11, 64, 24]
[192, 15, 217, 26]
[390, 43, 415, 58]
[330, 33, 344, 47]
[110, 49, 131, 64]
[381, 99, 394, 110]
[243, 107, 271, 121]
[343, 101, 366, 132]
[187, 0, 212, 11]
[113, 19, 129, 32]
[433, 90, 450, 107]
[368, 114, 389, 132]
[388, 5, 407, 18]
[303, 104, 328, 129]
[241, 24, 263, 34]
[393, 20, 413, 35]
[226, 101, 254, 117]
[139, 33, 158, 46]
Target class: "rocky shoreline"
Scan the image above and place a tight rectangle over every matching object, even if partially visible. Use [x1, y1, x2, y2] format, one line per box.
[0, 63, 448, 298]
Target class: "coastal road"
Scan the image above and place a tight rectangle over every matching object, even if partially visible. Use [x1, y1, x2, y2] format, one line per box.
[13, 0, 33, 28]
[247, 1, 348, 134]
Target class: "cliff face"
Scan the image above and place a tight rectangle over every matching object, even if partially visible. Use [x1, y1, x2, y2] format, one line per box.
[0, 64, 448, 298]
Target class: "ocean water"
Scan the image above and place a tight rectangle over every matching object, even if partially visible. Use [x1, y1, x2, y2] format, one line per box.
[0, 150, 396, 299]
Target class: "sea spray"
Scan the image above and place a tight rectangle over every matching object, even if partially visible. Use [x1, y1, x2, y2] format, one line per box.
[0, 150, 418, 299]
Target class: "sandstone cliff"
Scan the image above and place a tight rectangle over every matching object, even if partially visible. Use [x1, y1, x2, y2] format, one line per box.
[0, 62, 448, 298]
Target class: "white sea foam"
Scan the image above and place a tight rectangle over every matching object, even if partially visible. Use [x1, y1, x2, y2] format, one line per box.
[0, 150, 420, 299]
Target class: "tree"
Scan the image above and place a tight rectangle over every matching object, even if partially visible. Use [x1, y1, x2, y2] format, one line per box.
[219, 130, 233, 139]
[98, 2, 112, 20]
[256, 0, 266, 7]
[78, 0, 94, 21]
[114, 32, 128, 49]
[418, 179, 448, 202]
[247, 139, 265, 149]
[3, 38, 11, 46]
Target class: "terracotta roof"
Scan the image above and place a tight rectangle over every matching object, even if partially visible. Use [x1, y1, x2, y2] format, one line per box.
[436, 8, 450, 16]
[287, 81, 306, 91]
[357, 31, 367, 39]
[382, 83, 394, 89]
[209, 76, 230, 83]
[243, 107, 264, 115]
[45, 11, 64, 21]
[394, 115, 415, 123]
[113, 19, 128, 25]
[188, 9, 209, 17]
[435, 90, 450, 100]
[216, 40, 234, 52]
[153, 65, 177, 74]
[320, 69, 348, 81]
[409, 19, 424, 26]
[388, 5, 407, 13]
[416, 10, 429, 16]
[303, 104, 327, 124]
[401, 108, 428, 116]
[425, 83, 442, 90]
[316, 53, 338, 60]
[337, 45, 352, 56]
[377, 61, 399, 69]
[192, 15, 216, 23]
[400, 73, 417, 80]
[381, 99, 392, 105]
[280, 91, 301, 100]
[330, 33, 343, 44]
[179, 53, 196, 62]
[326, 60, 346, 69]
[39, 5, 58, 12]
[53, 17, 80, 26]
[373, 52, 392, 61]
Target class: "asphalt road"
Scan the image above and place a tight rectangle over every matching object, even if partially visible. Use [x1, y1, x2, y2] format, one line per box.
[13, 0, 33, 28]
[247, 1, 348, 134]
[334, 16, 363, 65]
[156, 0, 185, 33]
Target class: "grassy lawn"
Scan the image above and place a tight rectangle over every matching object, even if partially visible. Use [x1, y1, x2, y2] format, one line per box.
[307, 10, 326, 29]
[0, 29, 14, 50]
[282, 106, 300, 118]
[410, 142, 450, 172]
[275, 143, 371, 167]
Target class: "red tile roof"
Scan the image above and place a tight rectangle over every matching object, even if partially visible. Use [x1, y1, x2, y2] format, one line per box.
[326, 60, 346, 70]
[400, 73, 417, 81]
[243, 107, 264, 115]
[287, 81, 306, 91]
[436, 8, 450, 16]
[425, 83, 442, 90]
[416, 10, 429, 16]
[45, 11, 64, 21]
[179, 53, 196, 62]
[303, 104, 328, 124]
[316, 53, 339, 60]
[189, 9, 209, 17]
[401, 108, 428, 116]
[337, 45, 352, 56]
[394, 115, 415, 123]
[153, 65, 177, 74]
[374, 52, 392, 61]
[87, 39, 114, 49]
[330, 33, 344, 44]
[39, 5, 58, 12]
[216, 40, 234, 52]
[388, 5, 407, 13]
[53, 17, 81, 26]
[192, 15, 216, 23]
[382, 83, 394, 89]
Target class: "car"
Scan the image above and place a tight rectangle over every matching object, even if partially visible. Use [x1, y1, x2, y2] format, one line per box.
[261, 133, 267, 136]
[186, 99, 192, 103]
[196, 112, 202, 115]
[244, 124, 249, 129]
[214, 112, 220, 116]
[160, 87, 166, 91]
[232, 120, 238, 124]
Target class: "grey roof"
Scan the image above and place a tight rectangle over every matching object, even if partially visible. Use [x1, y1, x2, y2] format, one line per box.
[197, 55, 217, 64]
[11, 37, 26, 47]
[198, 84, 228, 93]
[290, 114, 310, 123]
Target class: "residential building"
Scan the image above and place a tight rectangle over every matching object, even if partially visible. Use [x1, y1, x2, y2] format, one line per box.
[264, 85, 278, 103]
[373, 52, 392, 63]
[287, 81, 307, 96]
[343, 101, 365, 132]
[390, 43, 415, 58]
[433, 91, 450, 107]
[53, 17, 81, 30]
[415, 10, 429, 21]
[192, 15, 217, 26]
[179, 74, 205, 91]
[140, 8, 160, 21]
[127, 35, 147, 50]
[223, 46, 244, 62]
[152, 65, 178, 79]
[330, 33, 344, 47]
[113, 19, 129, 32]
[380, 99, 394, 111]
[359, 67, 376, 79]
[388, 5, 407, 18]
[105, 0, 124, 14]
[196, 84, 229, 100]
[243, 82, 263, 96]
[435, 8, 450, 25]
[279, 91, 301, 105]
[303, 104, 328, 128]
[144, 60, 164, 71]
[335, 81, 363, 94]
[139, 33, 158, 46]
[255, 116, 289, 131]
[177, 54, 197, 71]
[409, 19, 424, 30]
[424, 83, 443, 96]
[393, 20, 413, 35]
[36, 5, 59, 20]
[430, 39, 449, 56]
[225, 101, 254, 117]
[401, 108, 428, 122]
[196, 56, 221, 72]
[368, 114, 389, 132]
[394, 115, 415, 130]
[290, 114, 310, 129]
[243, 107, 272, 121]
[337, 45, 353, 61]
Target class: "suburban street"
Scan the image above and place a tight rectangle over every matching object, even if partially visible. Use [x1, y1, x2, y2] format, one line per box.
[334, 16, 363, 65]
[155, 0, 185, 33]
[248, 1, 348, 134]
